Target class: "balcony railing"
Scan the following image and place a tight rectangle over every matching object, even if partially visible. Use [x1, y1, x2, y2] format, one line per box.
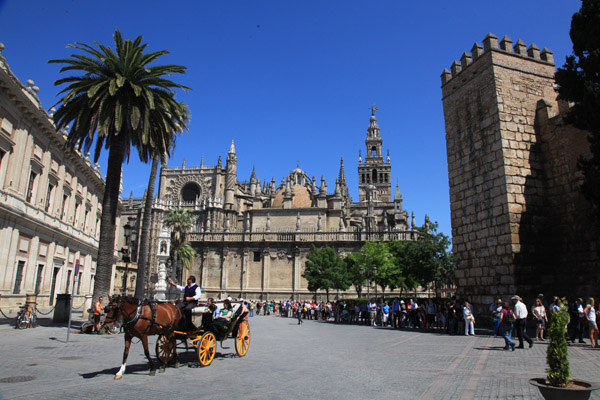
[187, 229, 417, 243]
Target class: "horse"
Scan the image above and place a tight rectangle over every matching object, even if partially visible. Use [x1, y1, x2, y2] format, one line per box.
[104, 295, 182, 380]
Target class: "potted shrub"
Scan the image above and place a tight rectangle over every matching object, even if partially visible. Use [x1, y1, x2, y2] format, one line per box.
[529, 298, 599, 400]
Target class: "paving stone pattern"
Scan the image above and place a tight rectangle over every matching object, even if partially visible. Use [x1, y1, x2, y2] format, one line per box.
[0, 315, 598, 400]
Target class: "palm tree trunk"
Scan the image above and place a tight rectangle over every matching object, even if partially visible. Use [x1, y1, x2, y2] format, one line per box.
[134, 154, 159, 299]
[94, 139, 125, 301]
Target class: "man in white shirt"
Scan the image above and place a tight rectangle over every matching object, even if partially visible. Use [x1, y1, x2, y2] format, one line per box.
[169, 275, 201, 330]
[512, 295, 533, 349]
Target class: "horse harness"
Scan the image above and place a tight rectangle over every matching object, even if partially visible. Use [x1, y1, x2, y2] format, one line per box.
[110, 297, 176, 336]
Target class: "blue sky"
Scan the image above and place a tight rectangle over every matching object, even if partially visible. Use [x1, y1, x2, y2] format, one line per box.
[0, 0, 581, 238]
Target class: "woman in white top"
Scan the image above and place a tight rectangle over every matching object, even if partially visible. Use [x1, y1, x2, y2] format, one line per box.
[463, 301, 475, 336]
[584, 297, 598, 348]
[532, 298, 547, 341]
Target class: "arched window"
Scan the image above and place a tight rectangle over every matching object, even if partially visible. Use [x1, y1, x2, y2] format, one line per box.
[371, 146, 377, 156]
[181, 182, 201, 202]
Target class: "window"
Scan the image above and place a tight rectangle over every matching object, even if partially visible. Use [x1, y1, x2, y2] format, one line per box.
[73, 201, 81, 227]
[372, 169, 377, 183]
[371, 146, 377, 156]
[61, 193, 69, 220]
[361, 174, 365, 183]
[253, 251, 261, 262]
[26, 170, 38, 203]
[13, 260, 25, 294]
[44, 183, 55, 212]
[34, 264, 44, 294]
[65, 270, 72, 293]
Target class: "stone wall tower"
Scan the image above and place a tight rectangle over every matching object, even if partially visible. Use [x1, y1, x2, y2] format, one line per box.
[441, 33, 558, 310]
[358, 108, 392, 202]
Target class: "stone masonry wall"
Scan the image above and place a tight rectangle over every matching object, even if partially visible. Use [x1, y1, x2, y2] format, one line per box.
[442, 34, 559, 314]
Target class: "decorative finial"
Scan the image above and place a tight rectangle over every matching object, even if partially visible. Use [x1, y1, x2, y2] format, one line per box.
[370, 105, 379, 115]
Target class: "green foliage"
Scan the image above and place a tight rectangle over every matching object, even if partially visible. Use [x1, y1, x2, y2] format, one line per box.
[406, 222, 454, 293]
[303, 246, 350, 301]
[178, 241, 197, 270]
[546, 298, 571, 387]
[50, 29, 190, 164]
[555, 0, 600, 230]
[345, 253, 365, 298]
[387, 240, 419, 293]
[164, 208, 195, 280]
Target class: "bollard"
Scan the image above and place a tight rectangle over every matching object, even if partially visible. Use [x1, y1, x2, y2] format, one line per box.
[81, 294, 93, 318]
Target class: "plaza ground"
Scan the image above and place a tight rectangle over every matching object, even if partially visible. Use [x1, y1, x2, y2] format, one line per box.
[0, 311, 598, 400]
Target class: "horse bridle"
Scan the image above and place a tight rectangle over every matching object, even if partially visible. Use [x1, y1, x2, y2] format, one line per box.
[105, 297, 143, 327]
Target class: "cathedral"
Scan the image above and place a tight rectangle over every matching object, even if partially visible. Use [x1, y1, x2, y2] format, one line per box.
[148, 109, 420, 300]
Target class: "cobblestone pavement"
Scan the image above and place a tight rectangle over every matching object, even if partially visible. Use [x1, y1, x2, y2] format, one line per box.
[0, 313, 599, 400]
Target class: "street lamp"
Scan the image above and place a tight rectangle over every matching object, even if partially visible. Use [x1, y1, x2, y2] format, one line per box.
[121, 221, 132, 295]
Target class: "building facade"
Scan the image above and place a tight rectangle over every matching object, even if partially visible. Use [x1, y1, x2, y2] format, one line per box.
[441, 33, 599, 314]
[148, 110, 423, 300]
[0, 44, 123, 310]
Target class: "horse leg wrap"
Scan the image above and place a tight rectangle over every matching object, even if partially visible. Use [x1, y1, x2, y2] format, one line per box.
[115, 362, 127, 379]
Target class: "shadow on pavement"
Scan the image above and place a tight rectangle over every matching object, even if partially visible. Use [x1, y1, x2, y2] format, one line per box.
[80, 363, 151, 379]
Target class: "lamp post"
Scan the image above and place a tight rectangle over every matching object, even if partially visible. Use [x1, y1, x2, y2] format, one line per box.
[121, 221, 132, 295]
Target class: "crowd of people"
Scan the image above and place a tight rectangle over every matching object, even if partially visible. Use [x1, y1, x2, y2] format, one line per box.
[243, 294, 599, 349]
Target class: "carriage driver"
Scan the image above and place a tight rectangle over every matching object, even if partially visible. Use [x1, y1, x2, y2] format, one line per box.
[168, 276, 201, 331]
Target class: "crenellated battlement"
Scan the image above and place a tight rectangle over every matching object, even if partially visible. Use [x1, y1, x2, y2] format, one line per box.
[441, 33, 554, 86]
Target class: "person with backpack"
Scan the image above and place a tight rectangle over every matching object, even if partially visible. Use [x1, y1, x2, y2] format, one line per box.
[500, 301, 516, 351]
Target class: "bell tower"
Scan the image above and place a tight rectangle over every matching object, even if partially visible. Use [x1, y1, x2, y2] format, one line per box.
[358, 107, 391, 202]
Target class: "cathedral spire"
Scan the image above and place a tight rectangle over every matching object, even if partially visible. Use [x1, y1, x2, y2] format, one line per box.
[229, 140, 236, 154]
[338, 157, 346, 185]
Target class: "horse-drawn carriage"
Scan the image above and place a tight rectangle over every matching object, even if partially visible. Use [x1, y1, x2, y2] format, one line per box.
[156, 300, 251, 367]
[105, 296, 250, 379]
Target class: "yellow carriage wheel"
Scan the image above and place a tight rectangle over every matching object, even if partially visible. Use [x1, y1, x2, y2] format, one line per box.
[197, 331, 216, 367]
[155, 335, 175, 364]
[235, 320, 250, 357]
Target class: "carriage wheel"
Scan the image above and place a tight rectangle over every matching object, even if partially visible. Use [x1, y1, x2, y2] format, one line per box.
[155, 335, 175, 364]
[235, 320, 250, 357]
[196, 331, 216, 367]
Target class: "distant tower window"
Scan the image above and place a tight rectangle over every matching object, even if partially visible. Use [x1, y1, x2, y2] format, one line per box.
[371, 146, 377, 156]
[181, 182, 201, 202]
[372, 169, 377, 183]
[253, 251, 261, 262]
[361, 174, 365, 183]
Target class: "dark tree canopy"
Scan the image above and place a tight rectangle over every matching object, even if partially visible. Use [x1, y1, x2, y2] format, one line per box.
[555, 0, 600, 229]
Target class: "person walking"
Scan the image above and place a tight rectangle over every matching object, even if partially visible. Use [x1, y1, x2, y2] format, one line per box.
[500, 301, 516, 351]
[512, 295, 533, 349]
[569, 298, 586, 344]
[463, 301, 475, 336]
[532, 297, 547, 340]
[584, 297, 598, 348]
[296, 303, 303, 325]
[490, 299, 503, 337]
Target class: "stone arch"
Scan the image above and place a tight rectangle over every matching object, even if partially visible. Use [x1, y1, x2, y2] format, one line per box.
[181, 182, 201, 202]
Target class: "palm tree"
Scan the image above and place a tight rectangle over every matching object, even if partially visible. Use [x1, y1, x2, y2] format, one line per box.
[134, 106, 187, 299]
[50, 30, 190, 300]
[163, 207, 195, 283]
